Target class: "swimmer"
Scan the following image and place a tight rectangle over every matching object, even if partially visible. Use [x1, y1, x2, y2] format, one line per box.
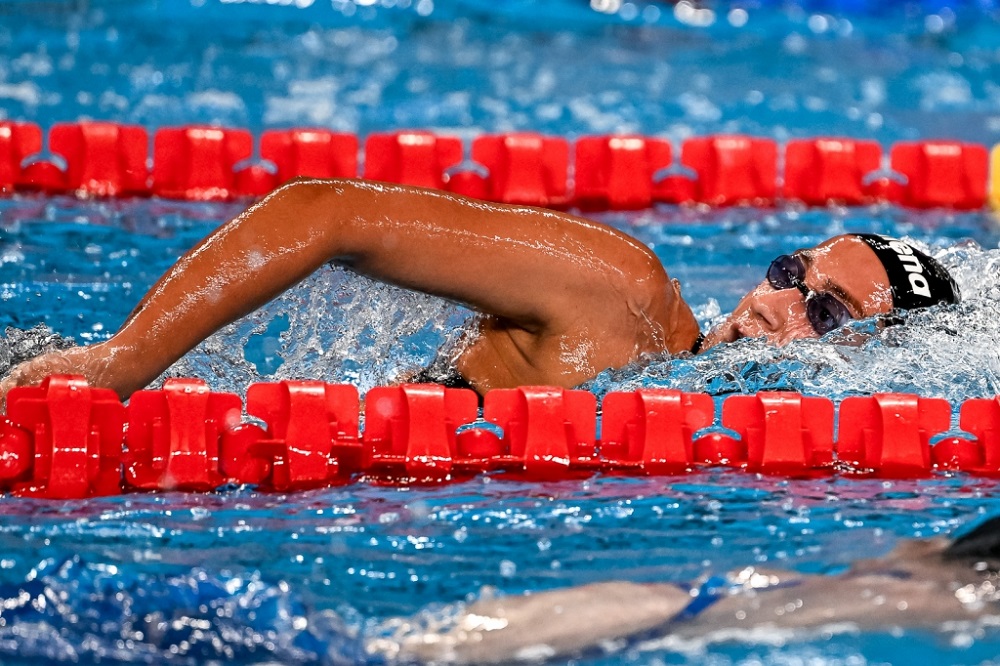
[379, 516, 1000, 664]
[0, 178, 960, 403]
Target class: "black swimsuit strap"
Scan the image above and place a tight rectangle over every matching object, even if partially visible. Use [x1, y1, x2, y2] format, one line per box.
[411, 365, 484, 406]
[944, 515, 1000, 568]
[690, 333, 705, 355]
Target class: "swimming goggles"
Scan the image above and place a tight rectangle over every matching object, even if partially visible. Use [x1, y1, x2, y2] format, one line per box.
[766, 254, 854, 336]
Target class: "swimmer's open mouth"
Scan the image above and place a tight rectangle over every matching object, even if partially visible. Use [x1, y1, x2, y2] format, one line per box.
[729, 326, 748, 343]
[705, 325, 747, 349]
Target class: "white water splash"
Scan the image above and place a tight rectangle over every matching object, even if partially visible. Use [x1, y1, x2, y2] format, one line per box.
[160, 264, 468, 397]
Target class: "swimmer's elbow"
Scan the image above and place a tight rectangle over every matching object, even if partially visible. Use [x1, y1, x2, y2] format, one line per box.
[272, 175, 363, 199]
[260, 177, 404, 263]
[265, 177, 376, 229]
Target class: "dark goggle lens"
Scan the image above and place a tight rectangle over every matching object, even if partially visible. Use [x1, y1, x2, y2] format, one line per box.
[766, 254, 854, 336]
[766, 254, 805, 290]
[805, 292, 853, 335]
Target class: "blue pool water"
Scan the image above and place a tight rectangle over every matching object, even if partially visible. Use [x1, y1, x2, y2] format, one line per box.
[2, 0, 1000, 663]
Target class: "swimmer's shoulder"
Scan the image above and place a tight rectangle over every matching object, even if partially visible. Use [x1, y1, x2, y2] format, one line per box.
[600, 229, 702, 354]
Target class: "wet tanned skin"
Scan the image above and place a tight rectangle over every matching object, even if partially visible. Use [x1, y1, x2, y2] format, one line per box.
[0, 181, 892, 404]
[0, 179, 698, 402]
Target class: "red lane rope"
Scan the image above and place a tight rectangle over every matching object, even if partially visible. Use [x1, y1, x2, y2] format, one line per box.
[1, 375, 997, 498]
[1, 124, 996, 495]
[1, 120, 995, 210]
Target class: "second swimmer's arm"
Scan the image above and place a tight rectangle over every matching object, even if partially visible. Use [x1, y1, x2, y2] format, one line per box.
[390, 581, 690, 665]
[89, 178, 687, 398]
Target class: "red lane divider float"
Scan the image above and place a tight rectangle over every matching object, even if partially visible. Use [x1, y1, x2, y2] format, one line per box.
[0, 121, 43, 193]
[48, 122, 150, 197]
[239, 380, 360, 490]
[125, 378, 241, 491]
[957, 397, 1000, 473]
[888, 141, 989, 210]
[665, 135, 778, 206]
[10, 121, 150, 196]
[4, 376, 124, 498]
[261, 129, 357, 185]
[601, 389, 713, 474]
[468, 133, 570, 207]
[1, 120, 995, 209]
[575, 135, 673, 210]
[364, 130, 463, 191]
[838, 394, 943, 476]
[153, 126, 255, 200]
[482, 386, 596, 478]
[364, 383, 477, 482]
[2, 376, 1000, 498]
[783, 138, 882, 206]
[718, 392, 834, 473]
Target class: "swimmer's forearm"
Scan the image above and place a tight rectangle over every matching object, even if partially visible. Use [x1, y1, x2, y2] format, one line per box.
[392, 582, 689, 664]
[97, 179, 376, 395]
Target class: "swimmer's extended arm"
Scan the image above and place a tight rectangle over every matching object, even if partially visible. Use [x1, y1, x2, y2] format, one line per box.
[2, 178, 699, 400]
[384, 542, 981, 664]
[388, 581, 691, 665]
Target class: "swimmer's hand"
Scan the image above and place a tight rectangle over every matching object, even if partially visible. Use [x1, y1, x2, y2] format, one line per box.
[0, 345, 111, 412]
[388, 582, 689, 665]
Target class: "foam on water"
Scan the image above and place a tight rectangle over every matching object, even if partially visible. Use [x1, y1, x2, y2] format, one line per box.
[0, 323, 75, 378]
[161, 266, 468, 397]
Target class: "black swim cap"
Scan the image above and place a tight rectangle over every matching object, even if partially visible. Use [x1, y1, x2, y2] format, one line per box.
[853, 234, 960, 312]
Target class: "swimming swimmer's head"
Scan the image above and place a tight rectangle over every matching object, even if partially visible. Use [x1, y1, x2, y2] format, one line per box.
[700, 234, 959, 350]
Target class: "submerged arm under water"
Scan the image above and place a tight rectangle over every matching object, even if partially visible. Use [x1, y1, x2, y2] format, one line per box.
[380, 536, 995, 664]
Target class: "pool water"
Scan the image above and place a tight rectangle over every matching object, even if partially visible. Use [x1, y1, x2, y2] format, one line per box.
[2, 0, 1000, 664]
[0, 474, 998, 665]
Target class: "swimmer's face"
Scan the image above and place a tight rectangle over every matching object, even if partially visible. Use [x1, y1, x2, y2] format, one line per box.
[701, 235, 894, 350]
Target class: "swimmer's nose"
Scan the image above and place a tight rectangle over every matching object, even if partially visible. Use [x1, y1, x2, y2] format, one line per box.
[749, 286, 804, 334]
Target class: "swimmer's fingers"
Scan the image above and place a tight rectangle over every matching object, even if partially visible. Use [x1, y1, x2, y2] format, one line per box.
[0, 348, 103, 412]
[0, 375, 15, 413]
[0, 362, 46, 413]
[0, 355, 55, 412]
